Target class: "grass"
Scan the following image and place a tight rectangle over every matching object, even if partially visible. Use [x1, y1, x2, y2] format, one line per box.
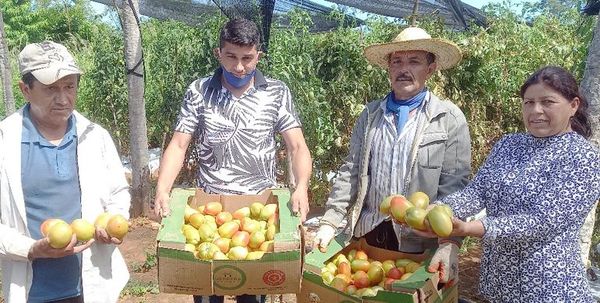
[131, 250, 158, 273]
[121, 279, 160, 297]
[459, 236, 480, 255]
[0, 267, 160, 300]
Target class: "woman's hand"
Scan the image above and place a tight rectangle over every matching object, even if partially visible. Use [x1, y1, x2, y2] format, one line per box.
[408, 216, 477, 238]
[411, 217, 484, 238]
[452, 217, 485, 238]
[410, 226, 439, 238]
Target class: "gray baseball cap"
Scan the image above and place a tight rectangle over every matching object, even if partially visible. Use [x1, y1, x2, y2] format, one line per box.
[18, 41, 82, 85]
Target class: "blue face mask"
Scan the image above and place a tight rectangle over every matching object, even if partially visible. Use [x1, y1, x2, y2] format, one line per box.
[222, 68, 256, 88]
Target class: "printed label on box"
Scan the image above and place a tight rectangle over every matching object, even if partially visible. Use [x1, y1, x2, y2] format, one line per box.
[213, 265, 246, 290]
[262, 269, 286, 286]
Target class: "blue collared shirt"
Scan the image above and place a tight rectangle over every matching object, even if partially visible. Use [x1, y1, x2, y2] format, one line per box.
[21, 104, 82, 302]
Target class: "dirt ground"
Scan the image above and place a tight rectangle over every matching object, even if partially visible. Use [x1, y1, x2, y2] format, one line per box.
[119, 217, 487, 303]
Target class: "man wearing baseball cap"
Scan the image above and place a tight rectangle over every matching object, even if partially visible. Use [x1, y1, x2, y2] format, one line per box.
[314, 27, 472, 285]
[0, 41, 130, 302]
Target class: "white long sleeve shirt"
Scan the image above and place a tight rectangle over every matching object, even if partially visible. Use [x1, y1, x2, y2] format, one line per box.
[0, 108, 130, 303]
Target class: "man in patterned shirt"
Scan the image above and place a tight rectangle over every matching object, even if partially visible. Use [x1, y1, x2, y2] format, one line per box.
[314, 27, 472, 284]
[153, 17, 312, 303]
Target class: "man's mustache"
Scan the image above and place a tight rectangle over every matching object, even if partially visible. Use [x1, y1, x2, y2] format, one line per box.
[395, 73, 413, 81]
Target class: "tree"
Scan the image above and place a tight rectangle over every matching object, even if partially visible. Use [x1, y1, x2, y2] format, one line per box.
[0, 10, 16, 116]
[581, 22, 600, 149]
[114, 0, 150, 217]
[579, 17, 600, 268]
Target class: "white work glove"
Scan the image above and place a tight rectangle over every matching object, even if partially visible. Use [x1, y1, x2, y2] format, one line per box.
[427, 241, 459, 284]
[314, 224, 336, 252]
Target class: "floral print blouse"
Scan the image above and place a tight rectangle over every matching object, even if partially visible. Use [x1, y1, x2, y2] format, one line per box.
[443, 132, 600, 302]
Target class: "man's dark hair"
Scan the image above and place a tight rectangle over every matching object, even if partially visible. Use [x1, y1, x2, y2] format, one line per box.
[21, 72, 37, 87]
[21, 72, 81, 88]
[219, 17, 261, 49]
[426, 52, 436, 65]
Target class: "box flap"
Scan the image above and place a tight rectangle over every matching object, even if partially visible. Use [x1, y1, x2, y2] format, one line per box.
[272, 189, 302, 251]
[304, 233, 347, 270]
[434, 284, 457, 303]
[156, 188, 195, 246]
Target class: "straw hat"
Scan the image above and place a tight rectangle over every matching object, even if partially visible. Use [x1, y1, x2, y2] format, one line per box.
[364, 27, 462, 70]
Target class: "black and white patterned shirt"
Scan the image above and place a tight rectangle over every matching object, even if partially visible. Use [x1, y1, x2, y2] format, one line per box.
[174, 68, 301, 195]
[444, 132, 600, 302]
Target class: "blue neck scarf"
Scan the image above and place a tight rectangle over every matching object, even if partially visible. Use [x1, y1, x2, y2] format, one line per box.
[222, 67, 256, 88]
[386, 89, 427, 133]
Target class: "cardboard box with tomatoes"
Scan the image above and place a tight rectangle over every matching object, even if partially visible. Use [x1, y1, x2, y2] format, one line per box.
[298, 236, 458, 303]
[156, 188, 303, 296]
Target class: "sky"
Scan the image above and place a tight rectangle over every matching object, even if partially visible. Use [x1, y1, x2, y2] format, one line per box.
[312, 0, 507, 10]
[303, 0, 520, 23]
[460, 0, 500, 8]
[92, 0, 519, 23]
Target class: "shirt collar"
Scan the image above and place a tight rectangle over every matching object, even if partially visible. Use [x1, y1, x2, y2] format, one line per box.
[380, 90, 430, 112]
[21, 104, 77, 146]
[209, 67, 268, 91]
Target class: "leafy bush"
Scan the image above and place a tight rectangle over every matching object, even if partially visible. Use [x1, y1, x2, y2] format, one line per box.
[433, 7, 591, 169]
[141, 17, 224, 148]
[266, 11, 392, 203]
[2, 1, 598, 261]
[76, 24, 129, 150]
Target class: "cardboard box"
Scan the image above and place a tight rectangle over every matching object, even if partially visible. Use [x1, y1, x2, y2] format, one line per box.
[298, 237, 457, 303]
[156, 188, 303, 296]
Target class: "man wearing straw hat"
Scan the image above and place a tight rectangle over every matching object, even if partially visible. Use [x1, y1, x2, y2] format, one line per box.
[314, 27, 471, 284]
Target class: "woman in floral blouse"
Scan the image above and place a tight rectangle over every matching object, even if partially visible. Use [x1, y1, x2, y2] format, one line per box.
[428, 66, 600, 302]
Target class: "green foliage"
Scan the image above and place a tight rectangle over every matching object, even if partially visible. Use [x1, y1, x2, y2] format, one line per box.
[266, 11, 393, 203]
[78, 15, 225, 150]
[520, 0, 586, 22]
[594, 208, 600, 267]
[1, 0, 42, 47]
[3, 0, 595, 184]
[73, 23, 128, 150]
[459, 236, 480, 255]
[141, 16, 224, 148]
[1, 0, 98, 49]
[2, 0, 598, 256]
[131, 250, 157, 273]
[2, 1, 595, 198]
[428, 8, 590, 169]
[120, 280, 159, 297]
